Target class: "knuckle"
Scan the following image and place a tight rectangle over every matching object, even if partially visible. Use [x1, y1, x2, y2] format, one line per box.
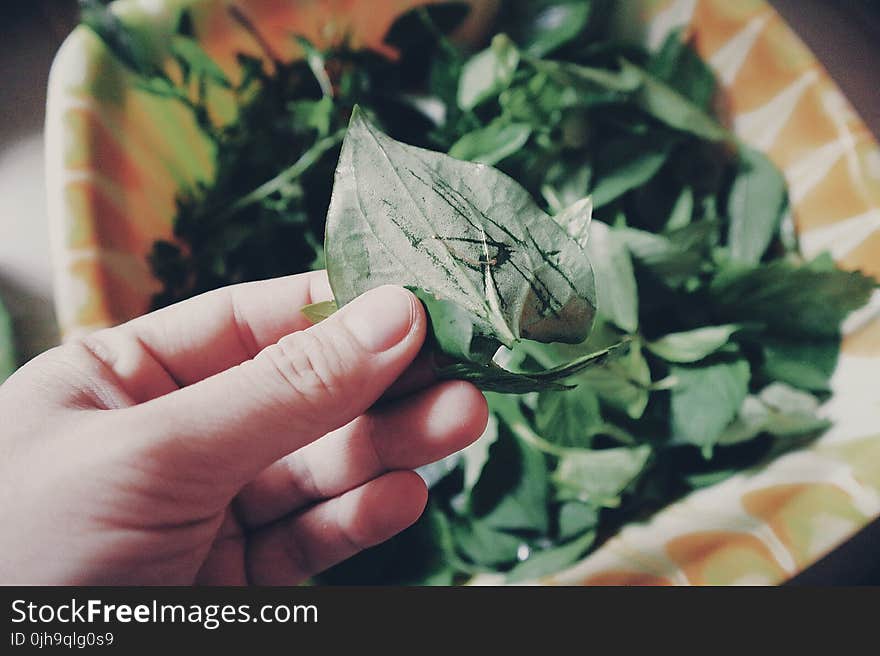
[335, 510, 374, 555]
[278, 525, 316, 580]
[258, 328, 352, 418]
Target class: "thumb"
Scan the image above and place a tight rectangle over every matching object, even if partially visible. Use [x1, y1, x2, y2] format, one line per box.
[122, 285, 426, 489]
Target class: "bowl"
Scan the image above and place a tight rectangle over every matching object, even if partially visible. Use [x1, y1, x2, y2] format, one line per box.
[46, 0, 880, 585]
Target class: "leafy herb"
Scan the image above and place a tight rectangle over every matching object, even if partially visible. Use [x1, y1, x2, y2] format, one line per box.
[300, 300, 337, 324]
[726, 146, 788, 264]
[326, 108, 597, 349]
[506, 530, 595, 583]
[669, 359, 751, 457]
[647, 324, 740, 363]
[83, 0, 877, 584]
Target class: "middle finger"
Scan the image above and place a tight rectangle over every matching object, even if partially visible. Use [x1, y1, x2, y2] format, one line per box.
[234, 380, 488, 529]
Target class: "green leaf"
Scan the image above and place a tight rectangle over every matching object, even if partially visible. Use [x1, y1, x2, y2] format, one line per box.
[620, 59, 729, 142]
[457, 34, 520, 110]
[80, 0, 160, 78]
[412, 288, 497, 364]
[718, 384, 830, 445]
[542, 164, 592, 215]
[531, 59, 642, 94]
[434, 343, 617, 393]
[710, 259, 877, 338]
[551, 197, 593, 249]
[590, 134, 675, 208]
[498, 72, 580, 125]
[452, 518, 522, 567]
[576, 341, 651, 419]
[666, 186, 693, 231]
[670, 359, 751, 456]
[553, 445, 652, 507]
[648, 29, 716, 110]
[619, 220, 716, 286]
[557, 501, 599, 541]
[170, 35, 230, 88]
[506, 530, 595, 583]
[471, 426, 549, 533]
[325, 107, 597, 349]
[287, 96, 334, 137]
[647, 324, 740, 363]
[758, 382, 831, 437]
[300, 300, 337, 324]
[134, 77, 185, 100]
[448, 120, 532, 165]
[585, 220, 639, 332]
[761, 338, 839, 392]
[683, 470, 737, 489]
[0, 295, 16, 383]
[727, 147, 788, 265]
[535, 387, 602, 448]
[502, 0, 593, 57]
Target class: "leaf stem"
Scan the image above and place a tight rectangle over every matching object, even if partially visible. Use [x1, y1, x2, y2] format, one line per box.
[217, 130, 344, 220]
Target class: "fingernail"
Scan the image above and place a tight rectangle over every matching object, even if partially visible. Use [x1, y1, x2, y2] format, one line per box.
[342, 286, 415, 353]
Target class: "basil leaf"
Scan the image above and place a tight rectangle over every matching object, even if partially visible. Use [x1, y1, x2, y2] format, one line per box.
[326, 108, 597, 348]
[542, 161, 593, 214]
[585, 220, 639, 332]
[557, 501, 599, 541]
[727, 146, 788, 265]
[300, 300, 337, 324]
[620, 220, 716, 286]
[532, 58, 642, 95]
[758, 382, 831, 437]
[412, 288, 498, 364]
[448, 120, 532, 165]
[647, 324, 740, 363]
[666, 186, 693, 231]
[502, 0, 593, 57]
[761, 338, 839, 392]
[710, 259, 876, 338]
[471, 426, 549, 533]
[434, 343, 616, 393]
[718, 384, 830, 445]
[620, 59, 729, 142]
[648, 29, 716, 110]
[506, 530, 595, 583]
[551, 197, 593, 249]
[576, 341, 651, 419]
[452, 518, 522, 567]
[552, 445, 652, 507]
[590, 133, 675, 208]
[670, 359, 751, 457]
[170, 35, 231, 88]
[534, 387, 602, 448]
[80, 0, 161, 78]
[457, 34, 520, 110]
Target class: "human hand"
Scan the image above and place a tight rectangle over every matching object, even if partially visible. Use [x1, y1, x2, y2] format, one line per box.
[0, 272, 488, 584]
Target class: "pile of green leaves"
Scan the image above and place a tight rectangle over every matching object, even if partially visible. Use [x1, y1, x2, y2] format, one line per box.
[83, 0, 876, 584]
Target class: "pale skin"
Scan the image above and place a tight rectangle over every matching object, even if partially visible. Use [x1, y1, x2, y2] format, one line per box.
[0, 272, 488, 584]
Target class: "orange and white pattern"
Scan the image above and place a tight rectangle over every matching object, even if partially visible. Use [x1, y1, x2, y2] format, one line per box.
[46, 0, 880, 585]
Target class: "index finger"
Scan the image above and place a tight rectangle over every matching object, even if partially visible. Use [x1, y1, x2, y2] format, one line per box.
[82, 270, 332, 393]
